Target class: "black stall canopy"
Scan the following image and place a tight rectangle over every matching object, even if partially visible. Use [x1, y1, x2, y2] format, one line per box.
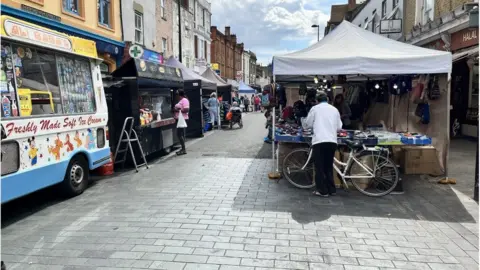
[106, 58, 184, 157]
[111, 58, 183, 88]
[165, 56, 217, 138]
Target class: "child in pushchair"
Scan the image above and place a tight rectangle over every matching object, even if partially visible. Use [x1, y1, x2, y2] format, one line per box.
[229, 101, 243, 129]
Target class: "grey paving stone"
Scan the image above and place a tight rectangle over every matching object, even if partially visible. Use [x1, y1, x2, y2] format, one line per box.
[274, 260, 309, 270]
[184, 263, 220, 270]
[149, 260, 186, 269]
[339, 249, 373, 258]
[309, 263, 345, 270]
[358, 258, 394, 268]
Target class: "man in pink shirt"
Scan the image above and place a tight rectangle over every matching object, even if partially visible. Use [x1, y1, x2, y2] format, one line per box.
[174, 89, 189, 155]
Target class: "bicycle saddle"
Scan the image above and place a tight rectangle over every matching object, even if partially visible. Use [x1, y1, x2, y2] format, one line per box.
[344, 139, 362, 149]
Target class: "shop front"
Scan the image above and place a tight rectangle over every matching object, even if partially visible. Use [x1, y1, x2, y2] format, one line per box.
[424, 28, 479, 138]
[0, 4, 125, 74]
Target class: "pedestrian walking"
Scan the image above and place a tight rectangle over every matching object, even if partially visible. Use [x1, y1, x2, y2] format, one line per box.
[302, 91, 343, 197]
[254, 95, 260, 112]
[206, 92, 219, 127]
[244, 95, 250, 113]
[174, 89, 190, 155]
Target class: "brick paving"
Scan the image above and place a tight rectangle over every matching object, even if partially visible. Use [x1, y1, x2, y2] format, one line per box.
[1, 113, 479, 270]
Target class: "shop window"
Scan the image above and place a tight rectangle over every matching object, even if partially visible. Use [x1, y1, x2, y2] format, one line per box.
[98, 0, 112, 28]
[422, 0, 434, 25]
[10, 42, 63, 117]
[138, 92, 173, 125]
[162, 38, 167, 56]
[135, 11, 144, 45]
[62, 0, 82, 17]
[381, 1, 387, 18]
[56, 55, 96, 114]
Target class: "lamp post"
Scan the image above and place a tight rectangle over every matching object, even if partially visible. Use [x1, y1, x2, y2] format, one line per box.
[177, 0, 182, 62]
[311, 24, 319, 42]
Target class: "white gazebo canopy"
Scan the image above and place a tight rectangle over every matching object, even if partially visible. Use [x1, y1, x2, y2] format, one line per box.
[273, 20, 452, 78]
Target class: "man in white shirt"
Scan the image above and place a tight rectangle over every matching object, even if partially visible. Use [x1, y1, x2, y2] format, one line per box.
[303, 91, 343, 197]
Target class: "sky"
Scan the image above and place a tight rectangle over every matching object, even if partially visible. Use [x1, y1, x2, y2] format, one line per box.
[210, 0, 343, 65]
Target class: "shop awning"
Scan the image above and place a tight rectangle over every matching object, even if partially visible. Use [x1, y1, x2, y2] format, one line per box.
[238, 81, 256, 94]
[273, 20, 452, 78]
[166, 56, 217, 90]
[452, 46, 479, 62]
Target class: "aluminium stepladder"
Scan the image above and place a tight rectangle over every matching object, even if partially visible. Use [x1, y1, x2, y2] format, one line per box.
[113, 117, 149, 172]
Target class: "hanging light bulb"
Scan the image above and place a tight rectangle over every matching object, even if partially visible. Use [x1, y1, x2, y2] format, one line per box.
[314, 76, 319, 84]
[375, 83, 380, 89]
[393, 84, 398, 89]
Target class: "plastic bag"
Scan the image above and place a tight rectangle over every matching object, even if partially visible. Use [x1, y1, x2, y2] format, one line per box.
[177, 112, 187, 128]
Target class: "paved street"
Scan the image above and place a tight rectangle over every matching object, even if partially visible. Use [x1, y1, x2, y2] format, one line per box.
[1, 112, 479, 270]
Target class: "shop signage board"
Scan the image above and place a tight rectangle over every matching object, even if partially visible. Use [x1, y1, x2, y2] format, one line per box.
[20, 4, 61, 22]
[380, 19, 402, 34]
[1, 16, 72, 52]
[142, 49, 164, 64]
[451, 28, 478, 51]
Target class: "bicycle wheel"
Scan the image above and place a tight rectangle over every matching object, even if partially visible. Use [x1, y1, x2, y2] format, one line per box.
[282, 148, 315, 189]
[346, 151, 399, 197]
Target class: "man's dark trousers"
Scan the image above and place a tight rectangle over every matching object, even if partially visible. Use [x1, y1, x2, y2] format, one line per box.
[312, 142, 337, 195]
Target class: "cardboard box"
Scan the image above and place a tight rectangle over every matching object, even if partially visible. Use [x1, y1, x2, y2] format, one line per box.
[401, 146, 443, 175]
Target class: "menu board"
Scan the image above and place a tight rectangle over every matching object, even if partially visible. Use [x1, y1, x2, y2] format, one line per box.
[134, 59, 183, 82]
[1, 43, 18, 117]
[56, 55, 95, 114]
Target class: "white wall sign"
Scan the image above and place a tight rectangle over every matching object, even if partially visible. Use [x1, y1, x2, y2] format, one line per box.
[129, 44, 144, 59]
[380, 19, 402, 34]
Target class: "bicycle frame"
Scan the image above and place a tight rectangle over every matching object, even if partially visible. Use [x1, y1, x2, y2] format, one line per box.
[301, 145, 385, 188]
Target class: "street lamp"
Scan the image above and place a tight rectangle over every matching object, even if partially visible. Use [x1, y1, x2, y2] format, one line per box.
[311, 24, 319, 42]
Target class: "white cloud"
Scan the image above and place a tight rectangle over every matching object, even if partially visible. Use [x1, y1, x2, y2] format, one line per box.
[210, 0, 332, 64]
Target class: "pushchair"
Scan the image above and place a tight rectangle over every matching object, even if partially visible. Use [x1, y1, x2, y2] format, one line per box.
[229, 110, 243, 129]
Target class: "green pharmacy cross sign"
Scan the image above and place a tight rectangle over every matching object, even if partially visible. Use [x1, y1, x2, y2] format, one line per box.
[129, 45, 144, 59]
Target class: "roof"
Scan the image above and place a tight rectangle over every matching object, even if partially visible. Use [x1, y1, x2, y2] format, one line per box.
[165, 56, 217, 90]
[273, 20, 452, 77]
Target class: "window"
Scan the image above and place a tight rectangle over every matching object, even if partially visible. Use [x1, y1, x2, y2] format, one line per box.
[422, 0, 434, 24]
[98, 0, 111, 28]
[202, 9, 205, 27]
[62, 0, 81, 16]
[381, 0, 387, 18]
[371, 10, 376, 33]
[194, 36, 198, 58]
[135, 11, 144, 45]
[162, 38, 167, 56]
[138, 93, 173, 124]
[160, 0, 165, 18]
[204, 40, 207, 60]
[0, 41, 96, 117]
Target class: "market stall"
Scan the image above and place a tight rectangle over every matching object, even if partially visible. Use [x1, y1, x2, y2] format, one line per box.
[105, 58, 183, 158]
[201, 68, 232, 127]
[166, 56, 217, 137]
[271, 20, 453, 186]
[238, 81, 256, 95]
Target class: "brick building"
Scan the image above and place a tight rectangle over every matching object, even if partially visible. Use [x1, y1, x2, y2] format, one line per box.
[210, 26, 244, 80]
[156, 0, 173, 59]
[404, 0, 478, 138]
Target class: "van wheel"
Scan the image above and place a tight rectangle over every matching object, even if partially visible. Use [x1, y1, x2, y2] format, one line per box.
[62, 155, 89, 197]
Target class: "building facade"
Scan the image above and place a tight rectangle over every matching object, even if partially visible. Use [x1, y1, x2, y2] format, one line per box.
[121, 0, 166, 65]
[156, 0, 174, 59]
[242, 51, 251, 84]
[193, 0, 211, 69]
[210, 26, 243, 80]
[1, 0, 124, 72]
[351, 0, 404, 41]
[249, 51, 257, 85]
[325, 0, 366, 35]
[404, 0, 478, 138]
[172, 0, 195, 68]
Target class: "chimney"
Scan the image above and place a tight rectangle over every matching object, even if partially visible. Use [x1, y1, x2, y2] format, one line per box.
[210, 26, 217, 38]
[348, 0, 356, 10]
[225, 26, 230, 36]
[231, 34, 237, 45]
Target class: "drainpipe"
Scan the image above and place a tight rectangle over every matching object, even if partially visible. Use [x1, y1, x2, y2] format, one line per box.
[118, 0, 125, 67]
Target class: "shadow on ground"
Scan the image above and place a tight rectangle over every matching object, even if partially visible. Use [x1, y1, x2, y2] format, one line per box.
[230, 141, 478, 225]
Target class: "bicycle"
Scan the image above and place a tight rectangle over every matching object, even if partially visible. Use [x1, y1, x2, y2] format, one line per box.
[282, 139, 399, 197]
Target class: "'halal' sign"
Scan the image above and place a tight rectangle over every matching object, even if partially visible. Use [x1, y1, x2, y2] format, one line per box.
[129, 45, 144, 59]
